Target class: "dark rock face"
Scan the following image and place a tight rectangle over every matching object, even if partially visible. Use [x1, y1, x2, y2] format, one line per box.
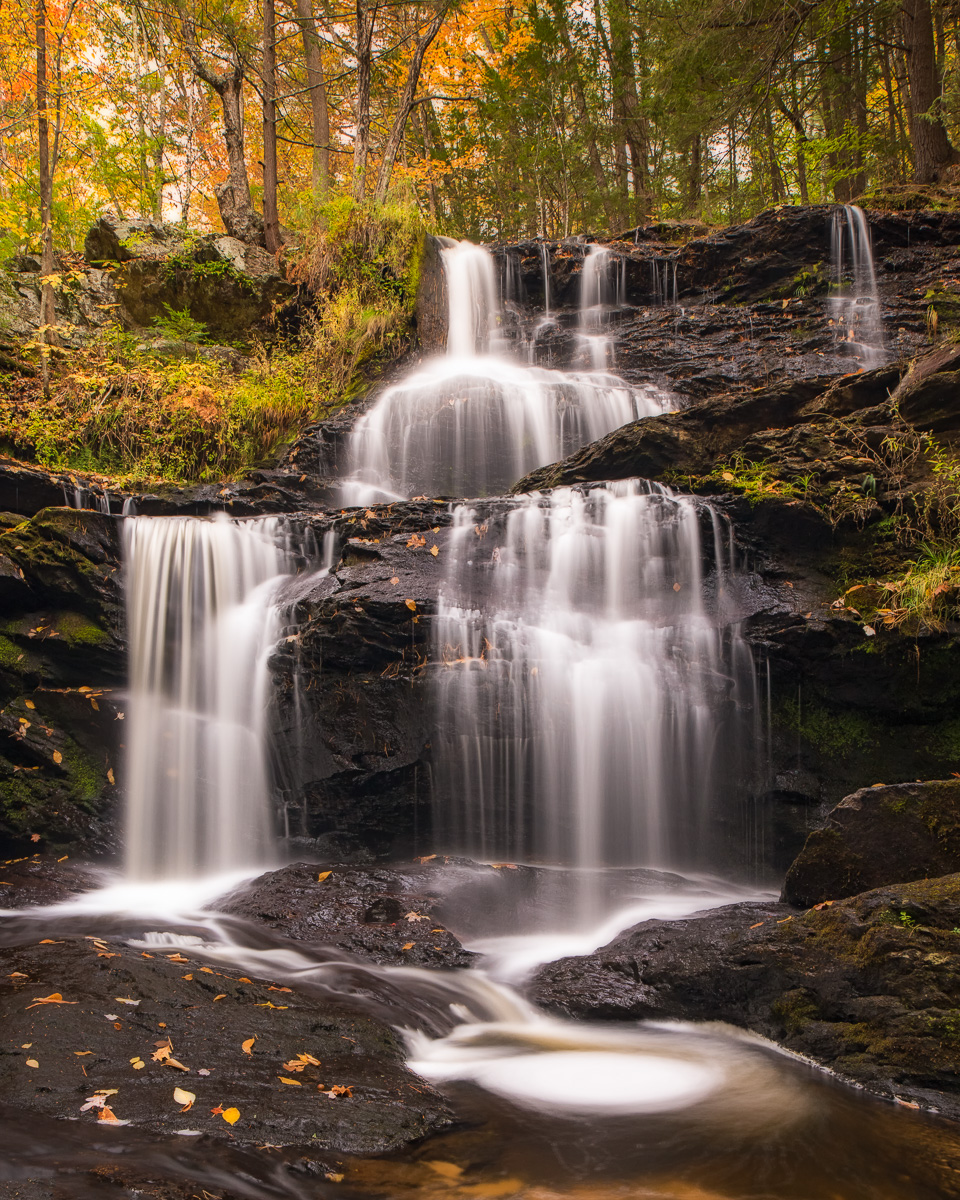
[270, 502, 451, 859]
[530, 873, 960, 1116]
[783, 781, 960, 907]
[220, 860, 475, 969]
[0, 935, 452, 1152]
[0, 509, 124, 854]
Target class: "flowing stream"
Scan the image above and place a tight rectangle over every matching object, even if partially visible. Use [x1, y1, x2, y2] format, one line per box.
[2, 234, 957, 1197]
[829, 203, 886, 365]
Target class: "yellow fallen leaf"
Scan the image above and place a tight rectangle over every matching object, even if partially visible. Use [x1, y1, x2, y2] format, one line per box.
[173, 1087, 195, 1111]
[278, 1076, 302, 1086]
[317, 870, 331, 882]
[213, 994, 226, 1001]
[241, 1037, 256, 1056]
[25, 1058, 38, 1068]
[405, 599, 417, 611]
[75, 1051, 93, 1056]
[52, 751, 62, 764]
[27, 992, 76, 1008]
[107, 768, 115, 785]
[430, 545, 439, 556]
[222, 1107, 240, 1125]
[24, 699, 35, 710]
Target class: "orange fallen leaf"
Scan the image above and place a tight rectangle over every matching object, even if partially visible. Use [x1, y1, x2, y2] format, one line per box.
[107, 768, 115, 785]
[389, 576, 399, 585]
[38, 940, 62, 945]
[25, 1058, 38, 1068]
[27, 992, 77, 1009]
[278, 1077, 302, 1086]
[405, 599, 417, 611]
[241, 1037, 256, 1056]
[222, 1107, 240, 1125]
[52, 752, 62, 765]
[317, 870, 331, 882]
[75, 1051, 93, 1056]
[401, 942, 415, 951]
[749, 922, 764, 929]
[9, 972, 27, 978]
[213, 994, 226, 1001]
[430, 545, 439, 557]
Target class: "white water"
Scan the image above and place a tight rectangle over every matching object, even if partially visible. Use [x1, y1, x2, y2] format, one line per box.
[432, 482, 758, 878]
[829, 204, 885, 365]
[341, 239, 672, 504]
[651, 256, 679, 306]
[123, 515, 295, 879]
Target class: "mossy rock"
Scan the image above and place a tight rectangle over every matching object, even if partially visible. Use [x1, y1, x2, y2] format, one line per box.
[783, 780, 960, 906]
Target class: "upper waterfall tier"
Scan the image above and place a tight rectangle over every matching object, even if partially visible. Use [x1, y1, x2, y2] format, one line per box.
[829, 204, 885, 366]
[341, 240, 673, 505]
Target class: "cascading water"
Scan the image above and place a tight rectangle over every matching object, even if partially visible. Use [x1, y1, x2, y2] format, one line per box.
[123, 515, 295, 879]
[432, 481, 758, 875]
[651, 257, 678, 306]
[579, 243, 625, 368]
[341, 239, 672, 504]
[829, 204, 885, 365]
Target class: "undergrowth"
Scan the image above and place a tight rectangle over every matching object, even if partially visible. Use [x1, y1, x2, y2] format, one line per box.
[0, 196, 427, 484]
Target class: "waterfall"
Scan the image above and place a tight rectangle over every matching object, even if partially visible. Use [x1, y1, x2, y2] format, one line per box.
[342, 240, 672, 505]
[650, 258, 678, 306]
[579, 244, 624, 369]
[444, 239, 504, 358]
[828, 204, 885, 365]
[432, 482, 758, 874]
[123, 515, 294, 879]
[540, 242, 552, 315]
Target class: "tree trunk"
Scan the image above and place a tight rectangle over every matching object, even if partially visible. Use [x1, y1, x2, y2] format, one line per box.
[262, 0, 281, 252]
[293, 0, 330, 200]
[180, 9, 264, 243]
[36, 0, 56, 397]
[352, 0, 375, 200]
[901, 0, 957, 182]
[374, 2, 450, 204]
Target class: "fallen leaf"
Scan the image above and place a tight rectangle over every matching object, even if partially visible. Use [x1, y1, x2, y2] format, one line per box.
[52, 751, 62, 764]
[213, 994, 226, 1001]
[673, 582, 681, 592]
[9, 972, 27, 978]
[405, 599, 417, 611]
[317, 870, 331, 882]
[863, 624, 876, 637]
[25, 1058, 38, 1068]
[278, 1077, 302, 1086]
[241, 1037, 256, 1056]
[107, 768, 115, 785]
[749, 922, 764, 929]
[173, 1087, 196, 1111]
[430, 545, 439, 557]
[221, 1107, 240, 1125]
[406, 534, 426, 548]
[389, 576, 399, 585]
[75, 1051, 93, 1056]
[401, 942, 415, 951]
[27, 992, 76, 1009]
[31, 833, 41, 841]
[114, 997, 140, 1005]
[325, 1173, 345, 1183]
[405, 911, 429, 922]
[166, 953, 189, 963]
[37, 940, 62, 944]
[24, 699, 35, 710]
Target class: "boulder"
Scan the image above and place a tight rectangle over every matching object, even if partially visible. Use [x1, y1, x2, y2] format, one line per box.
[530, 873, 960, 1115]
[0, 934, 452, 1153]
[783, 780, 960, 907]
[83, 213, 297, 345]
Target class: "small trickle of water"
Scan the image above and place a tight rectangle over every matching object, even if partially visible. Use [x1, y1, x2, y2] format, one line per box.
[432, 482, 759, 877]
[123, 515, 295, 880]
[539, 242, 552, 315]
[650, 257, 678, 306]
[579, 244, 625, 369]
[828, 204, 885, 365]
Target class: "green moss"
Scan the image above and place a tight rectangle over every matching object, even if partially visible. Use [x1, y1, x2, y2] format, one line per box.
[778, 698, 875, 756]
[771, 989, 821, 1033]
[0, 634, 36, 674]
[51, 611, 109, 646]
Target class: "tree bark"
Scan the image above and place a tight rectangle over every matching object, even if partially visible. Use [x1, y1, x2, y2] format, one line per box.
[293, 0, 330, 200]
[901, 0, 957, 182]
[262, 0, 281, 252]
[352, 0, 376, 200]
[374, 2, 450, 204]
[36, 0, 56, 397]
[180, 10, 264, 243]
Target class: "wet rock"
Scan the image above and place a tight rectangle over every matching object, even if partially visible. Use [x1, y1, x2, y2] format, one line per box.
[220, 860, 476, 969]
[530, 873, 960, 1116]
[0, 936, 452, 1153]
[270, 502, 452, 858]
[783, 781, 960, 907]
[0, 509, 124, 854]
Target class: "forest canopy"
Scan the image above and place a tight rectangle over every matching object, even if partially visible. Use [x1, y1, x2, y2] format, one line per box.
[3, 0, 960, 249]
